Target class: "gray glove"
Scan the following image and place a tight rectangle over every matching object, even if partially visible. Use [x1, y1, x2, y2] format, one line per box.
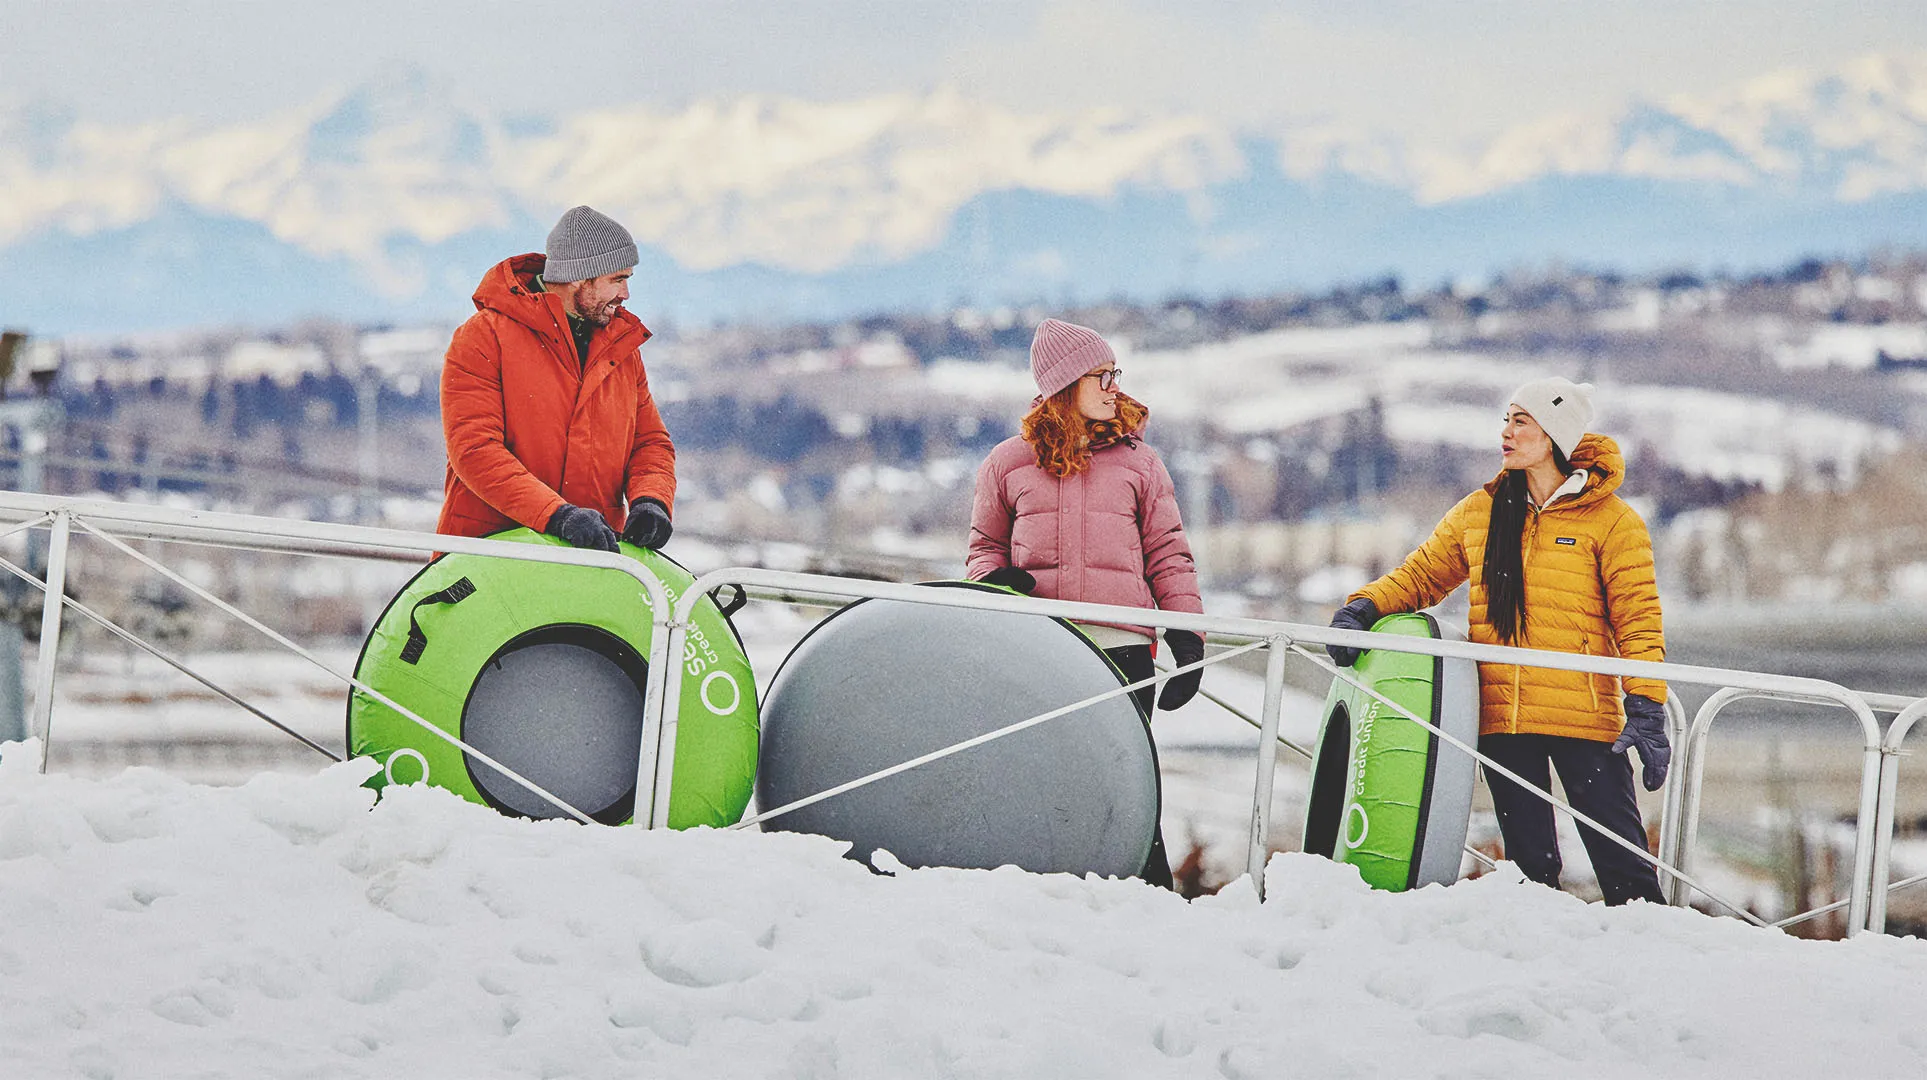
[545, 504, 619, 553]
[1612, 692, 1672, 792]
[1325, 597, 1380, 667]
[622, 498, 673, 549]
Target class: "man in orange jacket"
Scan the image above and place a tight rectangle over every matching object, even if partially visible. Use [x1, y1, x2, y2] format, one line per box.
[437, 206, 676, 553]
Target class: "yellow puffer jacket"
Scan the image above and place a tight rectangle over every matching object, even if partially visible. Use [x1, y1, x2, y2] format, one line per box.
[1350, 434, 1665, 742]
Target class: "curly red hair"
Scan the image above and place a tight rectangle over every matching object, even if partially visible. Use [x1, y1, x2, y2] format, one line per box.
[1021, 387, 1150, 478]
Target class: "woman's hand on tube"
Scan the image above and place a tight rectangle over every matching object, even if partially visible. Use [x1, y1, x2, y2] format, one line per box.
[1612, 693, 1671, 791]
[1157, 630, 1205, 711]
[1325, 598, 1380, 667]
[977, 566, 1036, 594]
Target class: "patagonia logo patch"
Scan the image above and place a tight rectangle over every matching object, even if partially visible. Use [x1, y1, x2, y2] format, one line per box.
[1555, 536, 1577, 545]
[1552, 395, 1564, 406]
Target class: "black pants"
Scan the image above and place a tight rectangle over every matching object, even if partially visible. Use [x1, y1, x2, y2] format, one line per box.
[1480, 732, 1665, 906]
[1104, 644, 1174, 890]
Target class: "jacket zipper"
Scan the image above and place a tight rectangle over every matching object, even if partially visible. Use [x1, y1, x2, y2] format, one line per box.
[1511, 506, 1542, 733]
[548, 314, 581, 492]
[1581, 639, 1599, 711]
[1552, 492, 1602, 715]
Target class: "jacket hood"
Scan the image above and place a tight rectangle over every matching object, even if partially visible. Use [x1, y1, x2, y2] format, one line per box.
[1483, 432, 1624, 506]
[472, 254, 651, 350]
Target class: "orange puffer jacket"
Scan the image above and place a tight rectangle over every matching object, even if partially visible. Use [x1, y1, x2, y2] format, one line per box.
[1350, 434, 1665, 742]
[437, 254, 677, 540]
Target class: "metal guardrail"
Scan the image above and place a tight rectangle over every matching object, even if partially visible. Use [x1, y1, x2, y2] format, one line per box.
[664, 567, 1922, 934]
[0, 492, 678, 828]
[0, 491, 1921, 934]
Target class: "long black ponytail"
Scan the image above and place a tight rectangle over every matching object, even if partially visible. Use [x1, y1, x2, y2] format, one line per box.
[1483, 445, 1572, 645]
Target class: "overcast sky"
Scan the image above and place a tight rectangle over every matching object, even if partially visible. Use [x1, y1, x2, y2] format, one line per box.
[4, 1, 1924, 145]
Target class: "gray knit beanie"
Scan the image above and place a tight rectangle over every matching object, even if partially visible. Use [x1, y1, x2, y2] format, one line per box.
[544, 206, 639, 283]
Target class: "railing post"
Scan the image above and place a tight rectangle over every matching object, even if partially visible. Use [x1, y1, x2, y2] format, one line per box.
[1867, 700, 1927, 936]
[1657, 691, 1689, 905]
[647, 617, 693, 829]
[1867, 749, 1903, 934]
[1244, 634, 1291, 899]
[1673, 689, 1742, 907]
[29, 510, 70, 773]
[1847, 738, 1885, 935]
[634, 595, 678, 830]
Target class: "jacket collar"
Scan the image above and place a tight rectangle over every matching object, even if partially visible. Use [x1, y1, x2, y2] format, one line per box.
[1530, 468, 1590, 509]
[1484, 433, 1625, 509]
[472, 254, 652, 360]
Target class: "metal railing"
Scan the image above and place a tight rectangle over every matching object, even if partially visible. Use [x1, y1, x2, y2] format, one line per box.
[0, 491, 1921, 935]
[0, 492, 678, 828]
[661, 566, 1924, 934]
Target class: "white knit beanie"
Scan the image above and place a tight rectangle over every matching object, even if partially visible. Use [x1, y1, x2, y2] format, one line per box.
[544, 206, 639, 283]
[1507, 377, 1595, 458]
[1030, 319, 1115, 399]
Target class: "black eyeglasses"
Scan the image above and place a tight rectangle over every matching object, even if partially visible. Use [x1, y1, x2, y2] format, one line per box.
[1081, 368, 1122, 391]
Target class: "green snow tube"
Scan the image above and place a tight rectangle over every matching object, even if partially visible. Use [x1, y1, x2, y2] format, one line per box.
[1303, 612, 1479, 891]
[346, 528, 758, 828]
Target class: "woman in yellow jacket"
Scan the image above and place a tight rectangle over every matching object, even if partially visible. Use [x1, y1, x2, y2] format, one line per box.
[1326, 377, 1669, 905]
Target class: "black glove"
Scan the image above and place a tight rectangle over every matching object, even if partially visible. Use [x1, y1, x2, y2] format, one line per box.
[1612, 692, 1672, 792]
[1325, 597, 1380, 667]
[1157, 629, 1205, 711]
[622, 498, 673, 550]
[977, 566, 1036, 594]
[545, 504, 619, 553]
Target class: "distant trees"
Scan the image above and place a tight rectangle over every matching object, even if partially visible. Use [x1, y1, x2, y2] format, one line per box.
[1622, 442, 1764, 521]
[1327, 399, 1398, 507]
[663, 393, 840, 460]
[665, 394, 1003, 467]
[1250, 398, 1403, 522]
[868, 417, 926, 463]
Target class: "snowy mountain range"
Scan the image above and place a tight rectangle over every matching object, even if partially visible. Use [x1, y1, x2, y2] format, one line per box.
[6, 51, 1927, 334]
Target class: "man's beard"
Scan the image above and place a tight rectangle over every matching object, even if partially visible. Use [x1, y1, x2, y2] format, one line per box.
[573, 299, 617, 326]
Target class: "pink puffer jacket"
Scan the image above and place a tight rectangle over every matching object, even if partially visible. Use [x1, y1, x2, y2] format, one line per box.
[967, 434, 1203, 637]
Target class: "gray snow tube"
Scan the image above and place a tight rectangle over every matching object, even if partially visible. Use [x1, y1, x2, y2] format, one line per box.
[755, 583, 1160, 877]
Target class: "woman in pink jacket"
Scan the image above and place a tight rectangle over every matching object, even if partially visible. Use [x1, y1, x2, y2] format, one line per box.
[967, 318, 1206, 888]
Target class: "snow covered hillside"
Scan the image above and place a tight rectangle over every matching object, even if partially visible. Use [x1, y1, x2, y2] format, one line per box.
[0, 748, 1922, 1080]
[1125, 323, 1906, 493]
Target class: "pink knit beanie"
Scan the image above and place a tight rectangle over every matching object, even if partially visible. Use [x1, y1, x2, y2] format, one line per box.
[1030, 318, 1115, 399]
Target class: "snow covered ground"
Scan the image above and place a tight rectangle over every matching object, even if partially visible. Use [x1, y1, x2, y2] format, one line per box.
[15, 580, 1927, 1076]
[2, 747, 1926, 1079]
